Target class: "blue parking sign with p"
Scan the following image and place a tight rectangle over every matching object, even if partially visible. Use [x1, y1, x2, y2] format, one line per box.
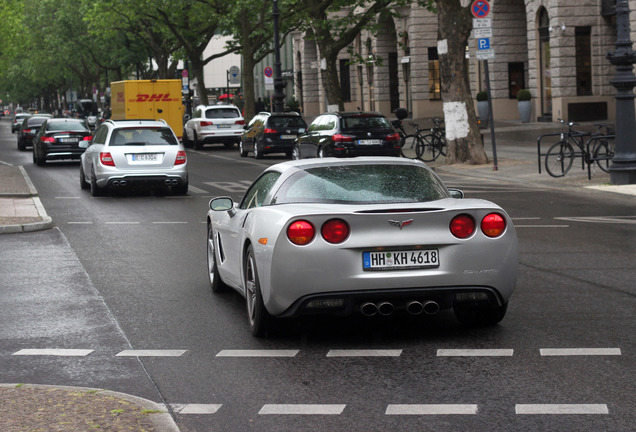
[478, 38, 490, 50]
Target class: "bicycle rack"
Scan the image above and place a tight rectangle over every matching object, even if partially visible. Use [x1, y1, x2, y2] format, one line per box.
[585, 134, 615, 180]
[536, 132, 562, 174]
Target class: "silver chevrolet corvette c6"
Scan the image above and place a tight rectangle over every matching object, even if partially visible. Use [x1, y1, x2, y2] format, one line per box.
[206, 157, 518, 337]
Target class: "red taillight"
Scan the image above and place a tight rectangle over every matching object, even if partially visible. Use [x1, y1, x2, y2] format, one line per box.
[450, 214, 475, 239]
[175, 150, 187, 165]
[235, 119, 245, 125]
[263, 128, 278, 134]
[41, 136, 55, 143]
[287, 220, 315, 245]
[333, 134, 354, 143]
[385, 132, 401, 142]
[24, 129, 32, 133]
[321, 219, 350, 244]
[83, 136, 92, 141]
[481, 213, 506, 238]
[99, 152, 115, 167]
[201, 121, 213, 126]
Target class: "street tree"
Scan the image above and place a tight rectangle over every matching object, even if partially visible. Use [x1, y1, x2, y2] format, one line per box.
[427, 0, 488, 164]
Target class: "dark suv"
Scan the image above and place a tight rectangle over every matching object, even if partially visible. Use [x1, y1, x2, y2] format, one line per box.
[293, 112, 401, 159]
[240, 112, 307, 159]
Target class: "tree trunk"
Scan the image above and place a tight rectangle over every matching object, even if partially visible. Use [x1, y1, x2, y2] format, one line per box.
[319, 54, 344, 111]
[436, 0, 488, 164]
[190, 57, 208, 106]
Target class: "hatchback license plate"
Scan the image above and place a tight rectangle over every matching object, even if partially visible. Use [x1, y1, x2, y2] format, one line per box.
[358, 139, 382, 145]
[363, 249, 439, 270]
[59, 137, 79, 143]
[217, 124, 231, 128]
[280, 135, 296, 139]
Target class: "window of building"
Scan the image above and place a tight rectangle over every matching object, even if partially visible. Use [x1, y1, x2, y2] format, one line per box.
[575, 27, 592, 96]
[508, 62, 526, 99]
[340, 59, 351, 102]
[428, 47, 441, 100]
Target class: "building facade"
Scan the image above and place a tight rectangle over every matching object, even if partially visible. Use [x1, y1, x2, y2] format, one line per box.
[293, 0, 628, 123]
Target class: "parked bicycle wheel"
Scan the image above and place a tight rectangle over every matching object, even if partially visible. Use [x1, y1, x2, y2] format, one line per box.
[545, 140, 575, 177]
[593, 139, 614, 173]
[419, 134, 442, 162]
[400, 135, 421, 159]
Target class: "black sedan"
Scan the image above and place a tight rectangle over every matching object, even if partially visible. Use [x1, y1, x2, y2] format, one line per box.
[239, 112, 307, 159]
[17, 115, 52, 151]
[32, 118, 92, 166]
[292, 111, 401, 159]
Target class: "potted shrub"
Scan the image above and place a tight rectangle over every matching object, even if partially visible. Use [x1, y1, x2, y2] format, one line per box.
[476, 91, 489, 128]
[517, 89, 532, 123]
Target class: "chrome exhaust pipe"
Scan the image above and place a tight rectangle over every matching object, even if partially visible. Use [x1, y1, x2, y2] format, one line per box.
[423, 300, 440, 315]
[377, 301, 394, 316]
[360, 302, 378, 317]
[119, 180, 126, 186]
[165, 179, 172, 185]
[406, 300, 424, 315]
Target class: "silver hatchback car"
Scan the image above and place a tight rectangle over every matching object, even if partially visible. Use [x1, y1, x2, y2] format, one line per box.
[79, 119, 188, 196]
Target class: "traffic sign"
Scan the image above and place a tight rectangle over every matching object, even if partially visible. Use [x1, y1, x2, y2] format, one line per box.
[181, 69, 188, 78]
[478, 38, 490, 50]
[471, 1, 490, 18]
[476, 49, 495, 60]
[474, 27, 492, 38]
[264, 66, 273, 78]
[228, 66, 240, 85]
[473, 18, 492, 28]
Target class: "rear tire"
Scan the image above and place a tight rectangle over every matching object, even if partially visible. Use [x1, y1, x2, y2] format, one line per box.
[593, 140, 614, 173]
[90, 170, 104, 197]
[254, 142, 263, 159]
[545, 140, 574, 177]
[244, 245, 272, 337]
[79, 165, 90, 190]
[194, 132, 203, 150]
[239, 140, 248, 157]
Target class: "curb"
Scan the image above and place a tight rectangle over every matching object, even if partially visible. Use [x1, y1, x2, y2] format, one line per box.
[0, 166, 54, 234]
[0, 383, 180, 432]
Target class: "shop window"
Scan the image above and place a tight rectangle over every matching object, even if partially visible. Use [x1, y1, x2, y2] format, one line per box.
[508, 62, 525, 99]
[339, 59, 351, 102]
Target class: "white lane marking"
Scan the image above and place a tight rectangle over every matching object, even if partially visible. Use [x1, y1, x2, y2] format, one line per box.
[171, 404, 222, 414]
[555, 216, 636, 224]
[105, 221, 141, 225]
[437, 349, 514, 357]
[115, 350, 186, 357]
[386, 404, 478, 415]
[259, 404, 346, 415]
[540, 348, 621, 356]
[13, 349, 94, 357]
[515, 404, 608, 415]
[216, 350, 298, 357]
[187, 185, 208, 194]
[152, 221, 189, 224]
[327, 349, 402, 357]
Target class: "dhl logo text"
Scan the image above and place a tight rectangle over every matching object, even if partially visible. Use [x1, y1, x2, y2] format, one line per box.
[129, 94, 179, 102]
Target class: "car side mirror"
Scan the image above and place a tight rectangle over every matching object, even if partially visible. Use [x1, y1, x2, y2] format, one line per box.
[210, 197, 234, 211]
[448, 188, 464, 199]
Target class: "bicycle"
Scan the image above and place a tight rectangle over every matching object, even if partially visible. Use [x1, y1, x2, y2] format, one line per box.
[392, 109, 424, 159]
[544, 119, 615, 178]
[419, 117, 447, 162]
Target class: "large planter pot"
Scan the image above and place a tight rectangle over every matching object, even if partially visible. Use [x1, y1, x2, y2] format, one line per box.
[477, 101, 489, 128]
[518, 100, 531, 123]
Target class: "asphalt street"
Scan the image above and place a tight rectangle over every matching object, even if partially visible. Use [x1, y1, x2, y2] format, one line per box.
[1, 117, 635, 432]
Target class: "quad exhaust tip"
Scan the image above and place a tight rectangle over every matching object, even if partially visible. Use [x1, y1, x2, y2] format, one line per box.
[360, 300, 440, 317]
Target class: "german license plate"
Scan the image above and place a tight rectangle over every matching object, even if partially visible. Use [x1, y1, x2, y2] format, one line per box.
[60, 137, 79, 143]
[217, 124, 231, 128]
[280, 135, 296, 139]
[358, 139, 382, 145]
[363, 249, 439, 270]
[132, 153, 158, 162]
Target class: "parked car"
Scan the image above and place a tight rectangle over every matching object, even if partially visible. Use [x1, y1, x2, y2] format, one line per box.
[12, 113, 32, 133]
[17, 114, 53, 151]
[79, 119, 188, 196]
[293, 111, 401, 159]
[184, 104, 244, 150]
[32, 118, 92, 166]
[239, 111, 307, 159]
[207, 157, 518, 337]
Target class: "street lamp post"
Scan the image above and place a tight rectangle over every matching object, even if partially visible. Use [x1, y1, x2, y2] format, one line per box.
[272, 0, 286, 112]
[606, 0, 636, 184]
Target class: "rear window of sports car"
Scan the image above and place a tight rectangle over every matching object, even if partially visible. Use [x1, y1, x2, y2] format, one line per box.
[272, 165, 448, 204]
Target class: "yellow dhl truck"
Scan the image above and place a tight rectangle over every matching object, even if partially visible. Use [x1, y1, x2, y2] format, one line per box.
[111, 80, 184, 140]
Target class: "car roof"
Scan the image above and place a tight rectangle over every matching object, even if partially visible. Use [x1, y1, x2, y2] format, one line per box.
[268, 156, 427, 176]
[197, 104, 240, 110]
[47, 118, 85, 123]
[104, 119, 169, 128]
[318, 111, 385, 118]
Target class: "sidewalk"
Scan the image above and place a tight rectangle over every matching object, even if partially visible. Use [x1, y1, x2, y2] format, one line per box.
[0, 164, 52, 234]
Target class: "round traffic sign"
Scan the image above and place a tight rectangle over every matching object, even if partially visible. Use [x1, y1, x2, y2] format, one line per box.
[182, 69, 188, 78]
[471, 0, 490, 18]
[264, 66, 273, 78]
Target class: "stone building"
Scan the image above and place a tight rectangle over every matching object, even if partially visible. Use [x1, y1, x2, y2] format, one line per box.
[293, 0, 625, 123]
